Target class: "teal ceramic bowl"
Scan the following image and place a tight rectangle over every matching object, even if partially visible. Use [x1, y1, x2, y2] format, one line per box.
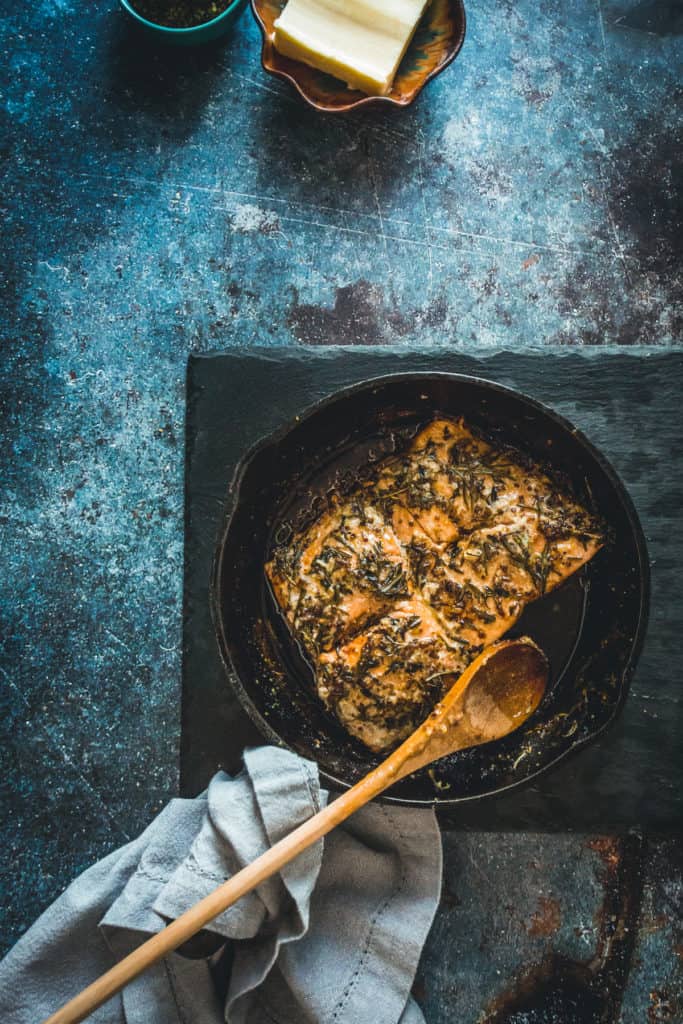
[119, 0, 247, 45]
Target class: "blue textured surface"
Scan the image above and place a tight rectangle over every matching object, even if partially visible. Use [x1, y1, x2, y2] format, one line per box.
[1, 0, 681, 1017]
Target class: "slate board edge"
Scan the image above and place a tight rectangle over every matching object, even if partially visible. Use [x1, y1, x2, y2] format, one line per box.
[182, 346, 682, 831]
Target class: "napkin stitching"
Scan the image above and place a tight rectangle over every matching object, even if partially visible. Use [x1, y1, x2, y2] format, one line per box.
[329, 806, 408, 1022]
[163, 957, 189, 1024]
[299, 760, 320, 816]
[183, 854, 229, 885]
[137, 867, 175, 886]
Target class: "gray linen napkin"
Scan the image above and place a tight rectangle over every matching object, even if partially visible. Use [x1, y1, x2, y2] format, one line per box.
[0, 746, 442, 1024]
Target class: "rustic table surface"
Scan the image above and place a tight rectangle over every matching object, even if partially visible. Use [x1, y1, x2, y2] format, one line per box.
[1, 0, 681, 1019]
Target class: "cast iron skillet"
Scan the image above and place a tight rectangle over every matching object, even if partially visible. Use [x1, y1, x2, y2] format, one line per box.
[211, 374, 649, 805]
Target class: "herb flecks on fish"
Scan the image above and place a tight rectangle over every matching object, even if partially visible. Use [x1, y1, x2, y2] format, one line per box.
[266, 416, 605, 753]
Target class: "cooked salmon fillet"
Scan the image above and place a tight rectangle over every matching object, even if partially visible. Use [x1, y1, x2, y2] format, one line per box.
[317, 598, 472, 752]
[267, 499, 412, 654]
[266, 417, 604, 752]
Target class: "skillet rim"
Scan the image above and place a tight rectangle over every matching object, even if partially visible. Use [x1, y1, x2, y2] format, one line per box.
[210, 371, 651, 806]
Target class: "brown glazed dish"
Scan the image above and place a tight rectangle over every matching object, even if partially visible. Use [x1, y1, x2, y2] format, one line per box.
[250, 0, 467, 112]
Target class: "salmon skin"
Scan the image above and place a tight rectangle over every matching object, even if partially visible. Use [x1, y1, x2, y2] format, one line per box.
[266, 417, 604, 753]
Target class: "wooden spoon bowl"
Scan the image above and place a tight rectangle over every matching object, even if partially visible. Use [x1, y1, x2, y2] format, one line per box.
[389, 638, 548, 782]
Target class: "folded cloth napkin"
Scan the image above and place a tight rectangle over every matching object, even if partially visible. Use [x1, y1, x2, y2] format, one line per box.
[0, 746, 442, 1024]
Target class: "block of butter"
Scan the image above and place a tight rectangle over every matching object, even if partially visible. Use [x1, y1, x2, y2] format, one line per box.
[273, 0, 430, 96]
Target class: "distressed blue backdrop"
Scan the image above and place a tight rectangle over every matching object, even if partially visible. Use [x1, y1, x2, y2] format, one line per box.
[1, 0, 681, 1018]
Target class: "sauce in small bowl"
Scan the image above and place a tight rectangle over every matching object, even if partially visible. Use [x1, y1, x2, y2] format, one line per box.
[119, 0, 248, 45]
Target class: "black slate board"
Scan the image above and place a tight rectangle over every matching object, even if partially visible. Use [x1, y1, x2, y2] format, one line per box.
[182, 347, 683, 831]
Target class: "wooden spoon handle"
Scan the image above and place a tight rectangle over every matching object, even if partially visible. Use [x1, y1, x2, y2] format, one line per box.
[42, 638, 546, 1024]
[42, 758, 398, 1024]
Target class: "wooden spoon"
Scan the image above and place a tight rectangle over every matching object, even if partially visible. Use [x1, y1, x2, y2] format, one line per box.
[43, 636, 547, 1024]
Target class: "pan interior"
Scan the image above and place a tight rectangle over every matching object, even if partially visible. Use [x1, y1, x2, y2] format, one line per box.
[214, 375, 647, 805]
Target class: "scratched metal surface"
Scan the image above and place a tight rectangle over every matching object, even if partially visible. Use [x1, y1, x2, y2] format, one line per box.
[1, 0, 681, 1018]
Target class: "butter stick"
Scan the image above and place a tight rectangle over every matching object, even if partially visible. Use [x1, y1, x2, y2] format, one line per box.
[273, 0, 430, 97]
